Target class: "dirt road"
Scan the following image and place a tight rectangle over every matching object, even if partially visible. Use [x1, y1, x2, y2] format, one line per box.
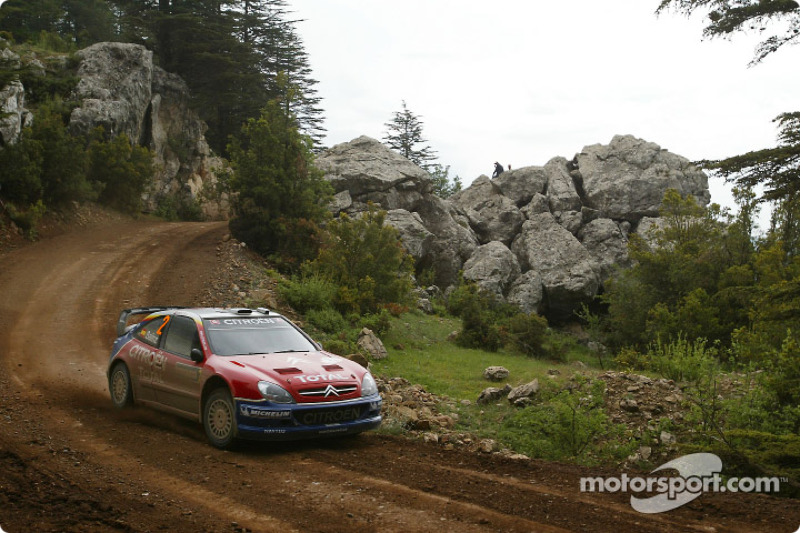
[0, 221, 798, 532]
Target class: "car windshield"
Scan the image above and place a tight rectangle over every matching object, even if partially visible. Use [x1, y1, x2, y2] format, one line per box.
[202, 317, 317, 356]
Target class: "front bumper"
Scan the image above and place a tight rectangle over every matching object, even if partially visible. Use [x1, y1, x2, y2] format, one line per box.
[234, 395, 382, 441]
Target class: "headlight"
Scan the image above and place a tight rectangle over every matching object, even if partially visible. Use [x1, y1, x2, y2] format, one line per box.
[258, 381, 295, 404]
[361, 372, 378, 397]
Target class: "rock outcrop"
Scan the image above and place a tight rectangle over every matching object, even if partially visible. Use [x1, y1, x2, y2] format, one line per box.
[0, 41, 227, 219]
[318, 134, 710, 321]
[317, 136, 478, 287]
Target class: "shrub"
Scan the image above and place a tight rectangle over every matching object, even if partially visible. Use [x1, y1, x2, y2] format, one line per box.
[646, 336, 718, 383]
[278, 275, 338, 314]
[310, 208, 414, 315]
[504, 312, 549, 357]
[498, 378, 633, 464]
[360, 309, 392, 336]
[87, 129, 153, 214]
[306, 308, 347, 334]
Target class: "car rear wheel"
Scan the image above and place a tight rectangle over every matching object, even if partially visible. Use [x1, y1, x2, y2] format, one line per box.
[204, 388, 237, 449]
[109, 363, 133, 408]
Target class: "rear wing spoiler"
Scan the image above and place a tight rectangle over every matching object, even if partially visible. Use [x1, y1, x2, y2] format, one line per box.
[116, 307, 184, 336]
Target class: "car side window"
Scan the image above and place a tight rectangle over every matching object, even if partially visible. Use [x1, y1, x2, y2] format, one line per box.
[162, 316, 200, 359]
[136, 315, 171, 347]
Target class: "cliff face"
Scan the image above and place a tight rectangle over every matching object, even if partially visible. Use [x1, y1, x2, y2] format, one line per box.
[317, 135, 712, 321]
[0, 41, 228, 219]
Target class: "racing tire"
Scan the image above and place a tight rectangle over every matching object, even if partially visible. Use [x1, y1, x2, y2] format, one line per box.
[109, 363, 134, 408]
[203, 388, 237, 449]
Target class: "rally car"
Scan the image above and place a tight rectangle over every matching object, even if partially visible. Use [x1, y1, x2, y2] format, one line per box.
[107, 307, 382, 448]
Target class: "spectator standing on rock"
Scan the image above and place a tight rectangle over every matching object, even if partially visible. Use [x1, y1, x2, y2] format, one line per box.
[492, 162, 504, 178]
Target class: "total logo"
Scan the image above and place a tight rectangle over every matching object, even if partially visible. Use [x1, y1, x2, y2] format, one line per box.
[295, 373, 348, 384]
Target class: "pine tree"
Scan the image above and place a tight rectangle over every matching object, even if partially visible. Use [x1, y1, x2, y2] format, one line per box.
[383, 101, 437, 170]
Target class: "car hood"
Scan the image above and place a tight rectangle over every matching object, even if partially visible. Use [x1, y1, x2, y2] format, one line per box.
[221, 351, 364, 390]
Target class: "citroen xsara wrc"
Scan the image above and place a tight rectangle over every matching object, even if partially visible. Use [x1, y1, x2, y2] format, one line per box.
[107, 307, 382, 448]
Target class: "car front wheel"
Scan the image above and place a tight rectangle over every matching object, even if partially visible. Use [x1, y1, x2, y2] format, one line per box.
[204, 388, 237, 449]
[109, 363, 133, 408]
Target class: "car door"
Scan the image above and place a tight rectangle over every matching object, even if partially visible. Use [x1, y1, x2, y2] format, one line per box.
[128, 315, 171, 403]
[155, 315, 204, 416]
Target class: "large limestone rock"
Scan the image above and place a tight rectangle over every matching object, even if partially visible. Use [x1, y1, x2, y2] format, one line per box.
[492, 166, 548, 207]
[462, 241, 521, 299]
[319, 138, 477, 287]
[316, 135, 432, 211]
[511, 214, 599, 320]
[506, 270, 544, 315]
[385, 209, 435, 262]
[544, 157, 582, 212]
[147, 67, 228, 218]
[577, 134, 710, 221]
[69, 42, 154, 144]
[451, 176, 525, 244]
[578, 218, 630, 282]
[0, 81, 32, 146]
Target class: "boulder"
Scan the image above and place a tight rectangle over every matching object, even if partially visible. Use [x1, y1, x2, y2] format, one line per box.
[545, 157, 582, 212]
[511, 214, 600, 320]
[69, 42, 154, 144]
[477, 384, 512, 405]
[357, 328, 388, 360]
[506, 270, 544, 315]
[578, 218, 630, 282]
[462, 241, 521, 299]
[410, 196, 479, 288]
[520, 192, 550, 219]
[576, 134, 710, 221]
[452, 176, 525, 244]
[385, 209, 435, 261]
[316, 135, 432, 210]
[483, 366, 510, 382]
[508, 379, 540, 406]
[0, 81, 32, 146]
[492, 166, 548, 207]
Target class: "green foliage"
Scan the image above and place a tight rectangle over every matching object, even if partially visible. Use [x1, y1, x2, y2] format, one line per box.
[505, 312, 550, 358]
[360, 309, 392, 337]
[5, 200, 46, 238]
[498, 378, 634, 464]
[0, 133, 44, 206]
[305, 308, 347, 335]
[600, 189, 757, 350]
[32, 102, 96, 206]
[383, 100, 436, 170]
[447, 283, 511, 351]
[309, 208, 415, 315]
[646, 336, 719, 383]
[278, 274, 339, 314]
[657, 0, 800, 64]
[428, 163, 462, 198]
[87, 129, 152, 214]
[228, 94, 332, 266]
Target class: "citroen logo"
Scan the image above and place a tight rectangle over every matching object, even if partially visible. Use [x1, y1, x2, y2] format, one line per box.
[323, 384, 339, 397]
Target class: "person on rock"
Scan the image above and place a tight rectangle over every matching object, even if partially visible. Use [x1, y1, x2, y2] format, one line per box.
[492, 162, 504, 179]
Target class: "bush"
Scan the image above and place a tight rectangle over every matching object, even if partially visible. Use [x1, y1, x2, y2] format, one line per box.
[647, 336, 718, 383]
[360, 309, 392, 336]
[320, 338, 355, 356]
[278, 275, 338, 314]
[498, 378, 633, 464]
[306, 308, 347, 334]
[87, 129, 153, 215]
[310, 208, 414, 315]
[504, 312, 549, 357]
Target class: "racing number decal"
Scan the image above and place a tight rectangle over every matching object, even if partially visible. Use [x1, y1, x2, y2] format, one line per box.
[157, 315, 171, 336]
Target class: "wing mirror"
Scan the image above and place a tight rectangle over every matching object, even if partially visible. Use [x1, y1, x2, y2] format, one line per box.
[190, 348, 204, 363]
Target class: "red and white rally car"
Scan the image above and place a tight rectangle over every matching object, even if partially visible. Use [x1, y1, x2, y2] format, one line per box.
[107, 307, 382, 448]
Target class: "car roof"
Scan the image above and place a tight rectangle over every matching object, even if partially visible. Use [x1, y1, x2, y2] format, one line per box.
[146, 307, 284, 320]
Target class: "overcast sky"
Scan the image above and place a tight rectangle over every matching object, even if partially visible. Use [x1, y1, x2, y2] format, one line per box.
[292, 1, 798, 224]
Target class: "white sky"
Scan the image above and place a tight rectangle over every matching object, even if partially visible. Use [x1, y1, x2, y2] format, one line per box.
[292, 1, 798, 226]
